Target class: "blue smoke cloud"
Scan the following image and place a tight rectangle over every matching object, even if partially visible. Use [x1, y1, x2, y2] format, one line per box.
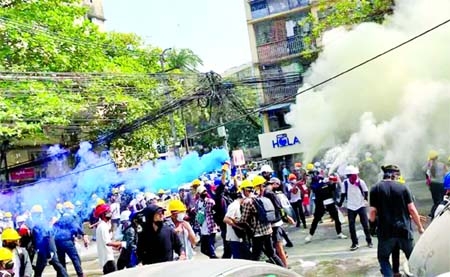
[0, 142, 229, 220]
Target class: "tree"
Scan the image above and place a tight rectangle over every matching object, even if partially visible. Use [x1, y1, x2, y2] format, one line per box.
[0, 0, 202, 168]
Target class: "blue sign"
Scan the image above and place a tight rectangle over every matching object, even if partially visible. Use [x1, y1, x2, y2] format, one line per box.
[272, 133, 301, 148]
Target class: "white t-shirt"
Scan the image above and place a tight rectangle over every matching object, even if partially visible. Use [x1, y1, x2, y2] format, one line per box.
[341, 179, 368, 211]
[225, 200, 241, 242]
[285, 20, 296, 37]
[96, 220, 115, 268]
[287, 183, 301, 203]
[110, 202, 121, 220]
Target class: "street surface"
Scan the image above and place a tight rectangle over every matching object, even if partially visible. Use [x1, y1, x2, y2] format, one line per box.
[43, 180, 432, 276]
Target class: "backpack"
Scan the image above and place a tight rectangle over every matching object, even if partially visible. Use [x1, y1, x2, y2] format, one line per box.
[196, 202, 207, 225]
[344, 179, 364, 198]
[254, 197, 277, 224]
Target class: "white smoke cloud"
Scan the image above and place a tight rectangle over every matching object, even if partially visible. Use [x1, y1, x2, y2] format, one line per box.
[286, 0, 450, 176]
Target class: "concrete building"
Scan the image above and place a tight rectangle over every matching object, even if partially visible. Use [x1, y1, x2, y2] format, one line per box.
[83, 0, 106, 31]
[244, 0, 319, 171]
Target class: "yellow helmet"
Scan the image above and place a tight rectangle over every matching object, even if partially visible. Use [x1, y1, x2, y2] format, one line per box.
[191, 179, 201, 187]
[158, 189, 166, 195]
[167, 199, 187, 212]
[3, 212, 12, 218]
[1, 228, 21, 241]
[252, 176, 266, 187]
[31, 205, 43, 213]
[239, 179, 254, 191]
[63, 201, 74, 210]
[96, 198, 105, 206]
[397, 175, 406, 184]
[428, 150, 439, 160]
[56, 203, 63, 210]
[306, 163, 315, 171]
[0, 248, 13, 261]
[112, 188, 119, 194]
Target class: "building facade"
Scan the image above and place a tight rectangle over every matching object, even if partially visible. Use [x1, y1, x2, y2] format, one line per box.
[83, 0, 106, 31]
[244, 0, 319, 170]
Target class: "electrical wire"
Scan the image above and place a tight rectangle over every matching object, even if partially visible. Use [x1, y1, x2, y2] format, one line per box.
[2, 17, 448, 189]
[186, 18, 450, 139]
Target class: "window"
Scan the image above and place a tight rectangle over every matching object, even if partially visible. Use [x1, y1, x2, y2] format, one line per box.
[250, 0, 269, 19]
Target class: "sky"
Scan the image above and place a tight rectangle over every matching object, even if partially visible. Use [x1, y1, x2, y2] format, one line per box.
[103, 0, 252, 74]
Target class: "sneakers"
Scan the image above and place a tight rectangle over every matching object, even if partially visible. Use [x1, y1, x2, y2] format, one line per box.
[285, 242, 294, 248]
[337, 233, 348, 239]
[368, 242, 374, 248]
[350, 244, 359, 251]
[305, 234, 312, 243]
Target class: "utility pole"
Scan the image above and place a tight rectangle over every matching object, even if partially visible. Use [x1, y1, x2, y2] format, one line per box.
[160, 48, 179, 158]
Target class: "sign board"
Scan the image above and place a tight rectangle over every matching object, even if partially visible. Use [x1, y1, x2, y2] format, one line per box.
[258, 128, 303, 158]
[232, 150, 246, 166]
[217, 126, 227, 137]
[10, 167, 36, 181]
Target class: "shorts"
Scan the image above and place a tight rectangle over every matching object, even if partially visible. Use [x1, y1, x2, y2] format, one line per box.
[271, 226, 284, 243]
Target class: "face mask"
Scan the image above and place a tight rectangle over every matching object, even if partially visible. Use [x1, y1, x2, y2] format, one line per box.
[177, 213, 186, 222]
[136, 224, 143, 233]
[3, 242, 16, 250]
[200, 193, 207, 199]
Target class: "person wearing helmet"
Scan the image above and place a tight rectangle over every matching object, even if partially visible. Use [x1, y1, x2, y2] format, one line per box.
[53, 202, 89, 277]
[135, 204, 186, 265]
[223, 179, 252, 260]
[337, 165, 371, 251]
[260, 164, 274, 181]
[116, 210, 138, 270]
[305, 174, 348, 244]
[239, 176, 284, 267]
[423, 150, 448, 218]
[195, 186, 218, 259]
[166, 200, 196, 260]
[1, 228, 32, 277]
[369, 165, 425, 277]
[287, 174, 307, 229]
[30, 206, 69, 277]
[95, 204, 123, 274]
[0, 247, 14, 277]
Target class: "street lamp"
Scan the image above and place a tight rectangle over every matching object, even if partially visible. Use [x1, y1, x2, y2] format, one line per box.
[159, 48, 179, 157]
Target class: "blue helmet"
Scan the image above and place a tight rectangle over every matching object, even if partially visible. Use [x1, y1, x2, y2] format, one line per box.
[444, 172, 450, 190]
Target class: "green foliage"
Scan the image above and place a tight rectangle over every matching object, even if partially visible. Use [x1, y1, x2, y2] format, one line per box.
[0, 0, 202, 168]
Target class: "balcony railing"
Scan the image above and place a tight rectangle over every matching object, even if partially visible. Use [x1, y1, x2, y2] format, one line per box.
[250, 0, 311, 19]
[263, 83, 300, 104]
[257, 36, 304, 63]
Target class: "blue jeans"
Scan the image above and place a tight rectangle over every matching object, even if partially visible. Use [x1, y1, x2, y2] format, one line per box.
[200, 234, 217, 258]
[229, 241, 251, 260]
[55, 240, 83, 277]
[377, 237, 413, 277]
[34, 239, 68, 277]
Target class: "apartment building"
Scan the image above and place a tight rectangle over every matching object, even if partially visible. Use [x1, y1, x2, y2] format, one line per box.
[83, 0, 106, 31]
[244, 0, 317, 169]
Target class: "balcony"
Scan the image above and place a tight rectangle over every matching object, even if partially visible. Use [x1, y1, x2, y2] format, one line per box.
[257, 36, 304, 63]
[250, 0, 311, 19]
[262, 83, 301, 104]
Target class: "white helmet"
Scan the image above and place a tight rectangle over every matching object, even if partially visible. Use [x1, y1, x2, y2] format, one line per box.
[345, 165, 359, 175]
[260, 164, 273, 173]
[16, 215, 26, 223]
[314, 162, 321, 168]
[120, 210, 131, 222]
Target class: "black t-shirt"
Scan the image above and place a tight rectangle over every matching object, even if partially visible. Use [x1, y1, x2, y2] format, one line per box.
[370, 180, 413, 239]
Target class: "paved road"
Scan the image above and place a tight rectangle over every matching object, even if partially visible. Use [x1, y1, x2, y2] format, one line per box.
[43, 180, 433, 276]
